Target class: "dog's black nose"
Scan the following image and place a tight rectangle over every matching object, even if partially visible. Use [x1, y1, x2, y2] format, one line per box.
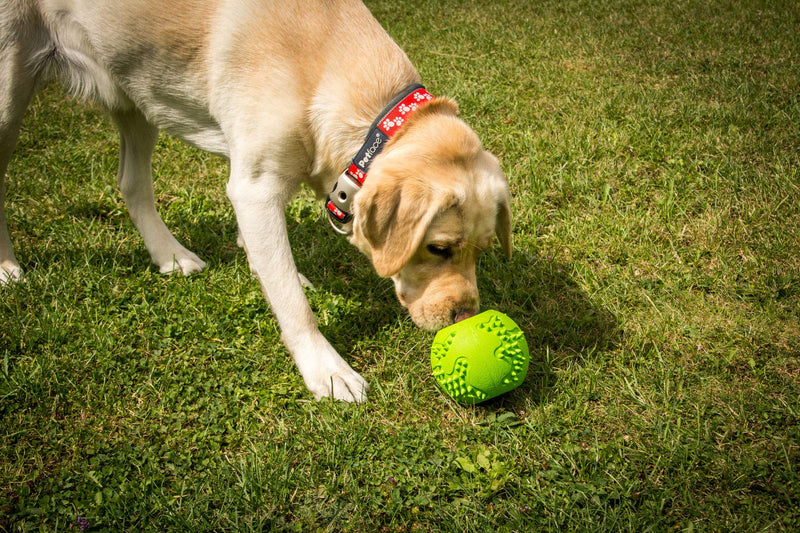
[453, 309, 477, 323]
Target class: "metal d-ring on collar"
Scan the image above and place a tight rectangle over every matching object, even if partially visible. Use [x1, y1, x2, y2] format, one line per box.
[326, 84, 433, 235]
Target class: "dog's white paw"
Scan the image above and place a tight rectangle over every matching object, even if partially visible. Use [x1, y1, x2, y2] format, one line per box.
[309, 369, 369, 402]
[157, 251, 207, 276]
[0, 262, 22, 285]
[300, 354, 369, 403]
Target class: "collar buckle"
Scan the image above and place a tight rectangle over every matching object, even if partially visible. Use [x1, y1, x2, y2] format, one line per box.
[325, 167, 362, 234]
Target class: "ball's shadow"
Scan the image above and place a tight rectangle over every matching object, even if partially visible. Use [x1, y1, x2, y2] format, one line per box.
[475, 250, 620, 408]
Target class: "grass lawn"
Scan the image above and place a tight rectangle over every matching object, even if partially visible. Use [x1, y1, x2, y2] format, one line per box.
[2, 0, 799, 530]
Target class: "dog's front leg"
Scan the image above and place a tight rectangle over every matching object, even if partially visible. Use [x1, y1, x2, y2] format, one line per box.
[226, 174, 369, 402]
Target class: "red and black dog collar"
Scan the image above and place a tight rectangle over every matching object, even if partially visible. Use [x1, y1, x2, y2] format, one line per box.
[326, 84, 434, 234]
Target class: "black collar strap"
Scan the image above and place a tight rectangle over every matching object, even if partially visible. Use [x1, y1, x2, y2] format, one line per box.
[326, 84, 434, 234]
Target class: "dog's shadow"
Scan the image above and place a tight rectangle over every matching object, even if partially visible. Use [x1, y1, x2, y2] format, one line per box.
[283, 205, 402, 342]
[52, 181, 617, 409]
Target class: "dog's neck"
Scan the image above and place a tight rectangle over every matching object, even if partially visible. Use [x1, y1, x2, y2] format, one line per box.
[325, 84, 433, 233]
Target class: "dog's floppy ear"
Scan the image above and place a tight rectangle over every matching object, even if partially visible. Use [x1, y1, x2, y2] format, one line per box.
[496, 194, 512, 259]
[352, 176, 458, 278]
[481, 150, 512, 259]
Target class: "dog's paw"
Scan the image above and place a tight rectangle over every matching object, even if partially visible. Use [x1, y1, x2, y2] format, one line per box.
[0, 262, 22, 285]
[301, 357, 369, 403]
[309, 370, 369, 402]
[157, 251, 207, 276]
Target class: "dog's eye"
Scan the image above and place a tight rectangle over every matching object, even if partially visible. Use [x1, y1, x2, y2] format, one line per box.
[426, 244, 453, 259]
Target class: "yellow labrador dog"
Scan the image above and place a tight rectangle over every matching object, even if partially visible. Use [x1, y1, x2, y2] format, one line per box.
[0, 0, 511, 401]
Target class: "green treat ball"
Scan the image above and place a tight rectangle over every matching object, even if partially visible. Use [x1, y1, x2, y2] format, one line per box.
[431, 310, 529, 404]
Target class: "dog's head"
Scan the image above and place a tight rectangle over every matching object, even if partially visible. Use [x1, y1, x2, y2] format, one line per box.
[350, 98, 512, 330]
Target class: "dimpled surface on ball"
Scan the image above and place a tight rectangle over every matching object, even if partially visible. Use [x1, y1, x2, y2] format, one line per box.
[431, 310, 529, 404]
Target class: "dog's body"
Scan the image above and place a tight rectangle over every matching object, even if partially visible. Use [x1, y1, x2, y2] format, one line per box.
[0, 0, 511, 401]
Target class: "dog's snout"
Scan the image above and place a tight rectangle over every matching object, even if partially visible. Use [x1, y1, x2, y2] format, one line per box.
[453, 309, 477, 324]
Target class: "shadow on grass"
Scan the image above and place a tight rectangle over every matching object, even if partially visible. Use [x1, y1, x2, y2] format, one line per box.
[477, 249, 620, 407]
[285, 209, 404, 344]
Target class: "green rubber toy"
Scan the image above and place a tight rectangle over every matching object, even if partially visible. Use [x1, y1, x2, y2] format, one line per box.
[431, 310, 529, 404]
